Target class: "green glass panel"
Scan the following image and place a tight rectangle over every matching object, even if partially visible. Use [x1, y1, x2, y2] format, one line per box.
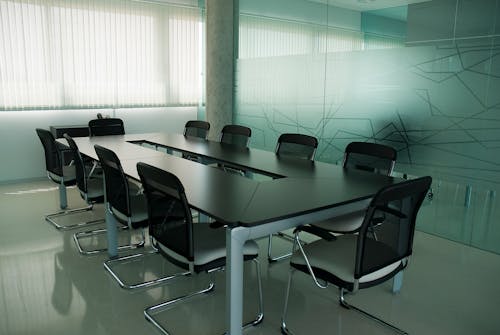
[235, 0, 500, 254]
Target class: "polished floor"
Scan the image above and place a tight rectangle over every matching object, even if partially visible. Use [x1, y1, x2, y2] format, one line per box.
[1, 179, 500, 335]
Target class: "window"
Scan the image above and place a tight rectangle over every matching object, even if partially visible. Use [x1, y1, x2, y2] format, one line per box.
[0, 0, 203, 110]
[238, 14, 403, 59]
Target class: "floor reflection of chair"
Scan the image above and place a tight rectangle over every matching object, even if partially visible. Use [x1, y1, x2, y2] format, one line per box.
[136, 162, 263, 334]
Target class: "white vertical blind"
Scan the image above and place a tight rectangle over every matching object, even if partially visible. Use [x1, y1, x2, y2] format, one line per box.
[0, 0, 202, 110]
[239, 14, 402, 60]
[239, 15, 365, 59]
[239, 15, 321, 58]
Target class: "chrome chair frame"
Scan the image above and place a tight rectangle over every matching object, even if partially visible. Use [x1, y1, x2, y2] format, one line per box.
[73, 219, 143, 256]
[144, 259, 264, 335]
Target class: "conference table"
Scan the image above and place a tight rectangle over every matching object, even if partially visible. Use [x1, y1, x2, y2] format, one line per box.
[64, 132, 397, 335]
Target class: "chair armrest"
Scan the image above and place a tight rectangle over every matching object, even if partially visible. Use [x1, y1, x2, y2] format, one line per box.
[294, 225, 336, 241]
[209, 221, 226, 229]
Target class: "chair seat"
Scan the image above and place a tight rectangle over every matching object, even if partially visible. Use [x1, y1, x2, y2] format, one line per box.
[48, 165, 76, 185]
[111, 194, 148, 228]
[290, 235, 401, 286]
[311, 209, 365, 234]
[157, 223, 258, 268]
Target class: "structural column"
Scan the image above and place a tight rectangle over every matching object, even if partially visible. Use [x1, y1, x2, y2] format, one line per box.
[205, 0, 238, 140]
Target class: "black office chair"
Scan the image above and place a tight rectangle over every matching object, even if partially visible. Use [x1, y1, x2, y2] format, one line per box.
[137, 162, 263, 334]
[281, 176, 432, 335]
[184, 120, 210, 139]
[59, 134, 109, 254]
[88, 118, 125, 136]
[275, 133, 318, 160]
[310, 141, 397, 235]
[182, 120, 210, 161]
[216, 124, 252, 175]
[220, 124, 252, 147]
[268, 133, 319, 262]
[87, 117, 126, 177]
[36, 128, 85, 229]
[94, 145, 150, 287]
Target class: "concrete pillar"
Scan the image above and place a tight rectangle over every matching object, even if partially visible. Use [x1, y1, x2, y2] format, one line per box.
[205, 0, 238, 140]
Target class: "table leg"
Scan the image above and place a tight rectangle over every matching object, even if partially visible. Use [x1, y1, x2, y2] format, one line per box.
[101, 174, 118, 259]
[226, 226, 246, 335]
[105, 203, 119, 259]
[392, 271, 403, 293]
[58, 182, 67, 209]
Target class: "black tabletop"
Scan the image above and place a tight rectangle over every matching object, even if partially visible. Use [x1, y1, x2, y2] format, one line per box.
[69, 133, 396, 228]
[122, 154, 259, 225]
[144, 133, 339, 179]
[240, 169, 395, 226]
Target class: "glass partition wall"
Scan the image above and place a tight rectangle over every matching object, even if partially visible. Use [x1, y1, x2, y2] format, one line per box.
[235, 0, 500, 254]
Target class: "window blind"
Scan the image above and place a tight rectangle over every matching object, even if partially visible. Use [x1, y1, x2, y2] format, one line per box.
[0, 0, 203, 110]
[239, 14, 403, 60]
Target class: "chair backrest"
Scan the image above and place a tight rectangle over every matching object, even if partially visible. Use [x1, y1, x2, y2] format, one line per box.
[94, 145, 131, 217]
[354, 176, 432, 280]
[88, 118, 125, 136]
[63, 134, 88, 193]
[220, 125, 252, 148]
[137, 162, 194, 261]
[275, 133, 318, 161]
[343, 142, 397, 176]
[36, 128, 63, 175]
[184, 120, 210, 140]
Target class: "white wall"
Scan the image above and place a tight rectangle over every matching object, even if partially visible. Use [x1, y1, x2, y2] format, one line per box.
[0, 107, 197, 183]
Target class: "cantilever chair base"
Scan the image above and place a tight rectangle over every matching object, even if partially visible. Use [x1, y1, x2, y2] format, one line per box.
[145, 281, 215, 335]
[338, 288, 408, 335]
[45, 204, 104, 230]
[103, 249, 191, 290]
[280, 275, 408, 335]
[73, 225, 144, 255]
[144, 259, 264, 335]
